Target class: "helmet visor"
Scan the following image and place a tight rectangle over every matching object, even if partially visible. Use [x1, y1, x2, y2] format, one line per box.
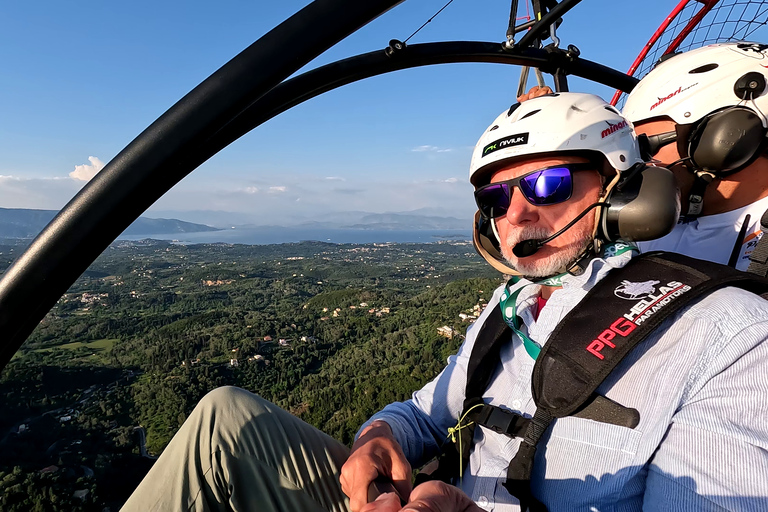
[474, 163, 593, 219]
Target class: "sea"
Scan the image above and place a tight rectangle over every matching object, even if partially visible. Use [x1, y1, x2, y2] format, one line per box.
[118, 227, 472, 245]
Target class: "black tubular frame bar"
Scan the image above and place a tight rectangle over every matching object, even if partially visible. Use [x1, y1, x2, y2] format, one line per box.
[0, 0, 637, 371]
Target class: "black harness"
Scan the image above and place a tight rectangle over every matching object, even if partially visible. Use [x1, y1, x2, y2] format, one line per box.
[426, 251, 768, 511]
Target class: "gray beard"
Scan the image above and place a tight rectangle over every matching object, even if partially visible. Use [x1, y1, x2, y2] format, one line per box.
[499, 224, 593, 278]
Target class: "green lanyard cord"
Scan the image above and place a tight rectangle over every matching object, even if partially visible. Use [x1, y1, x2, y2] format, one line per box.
[498, 242, 638, 360]
[499, 278, 560, 360]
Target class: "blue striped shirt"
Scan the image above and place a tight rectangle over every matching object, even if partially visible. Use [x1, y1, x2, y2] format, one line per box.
[363, 250, 768, 511]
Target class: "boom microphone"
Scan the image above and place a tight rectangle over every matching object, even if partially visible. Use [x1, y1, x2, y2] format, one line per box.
[512, 202, 608, 258]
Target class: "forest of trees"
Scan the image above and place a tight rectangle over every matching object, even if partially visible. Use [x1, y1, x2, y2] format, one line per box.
[0, 239, 503, 510]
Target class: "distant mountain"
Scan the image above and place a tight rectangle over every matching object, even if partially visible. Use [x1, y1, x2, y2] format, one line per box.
[344, 212, 467, 230]
[149, 208, 474, 230]
[232, 212, 468, 231]
[0, 208, 220, 239]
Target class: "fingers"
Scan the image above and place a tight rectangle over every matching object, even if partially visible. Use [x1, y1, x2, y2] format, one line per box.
[341, 458, 379, 512]
[400, 481, 484, 512]
[359, 492, 403, 512]
[517, 85, 553, 103]
[341, 421, 412, 512]
[389, 456, 413, 503]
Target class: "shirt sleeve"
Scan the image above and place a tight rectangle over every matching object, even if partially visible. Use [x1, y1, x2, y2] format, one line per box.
[356, 288, 505, 467]
[642, 318, 768, 511]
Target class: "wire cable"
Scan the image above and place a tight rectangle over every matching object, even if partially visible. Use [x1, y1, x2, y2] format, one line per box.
[403, 0, 456, 44]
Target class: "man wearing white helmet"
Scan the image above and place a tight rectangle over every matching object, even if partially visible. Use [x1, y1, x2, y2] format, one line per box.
[122, 92, 768, 512]
[622, 42, 768, 270]
[350, 92, 768, 512]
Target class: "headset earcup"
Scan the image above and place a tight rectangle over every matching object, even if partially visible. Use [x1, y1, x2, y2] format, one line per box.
[689, 108, 767, 173]
[601, 166, 680, 242]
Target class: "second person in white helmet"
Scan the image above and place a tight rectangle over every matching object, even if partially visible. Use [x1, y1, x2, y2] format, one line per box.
[624, 42, 768, 269]
[522, 42, 768, 270]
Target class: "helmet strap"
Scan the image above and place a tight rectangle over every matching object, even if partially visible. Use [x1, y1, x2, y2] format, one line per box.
[593, 168, 621, 240]
[683, 170, 715, 220]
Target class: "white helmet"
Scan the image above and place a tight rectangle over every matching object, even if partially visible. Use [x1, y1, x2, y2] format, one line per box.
[623, 42, 768, 127]
[470, 92, 643, 187]
[624, 42, 768, 216]
[470, 92, 677, 275]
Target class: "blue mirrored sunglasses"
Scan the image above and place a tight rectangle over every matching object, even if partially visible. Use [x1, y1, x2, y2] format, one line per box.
[474, 163, 595, 219]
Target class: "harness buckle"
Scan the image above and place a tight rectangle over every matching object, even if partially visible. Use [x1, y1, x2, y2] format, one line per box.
[480, 405, 530, 438]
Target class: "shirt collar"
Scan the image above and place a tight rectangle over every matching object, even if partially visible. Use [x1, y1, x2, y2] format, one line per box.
[509, 241, 638, 318]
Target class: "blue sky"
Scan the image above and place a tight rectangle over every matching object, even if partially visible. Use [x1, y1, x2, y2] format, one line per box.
[0, 0, 735, 226]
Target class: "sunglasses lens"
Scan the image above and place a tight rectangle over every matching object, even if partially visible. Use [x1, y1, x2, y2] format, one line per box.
[475, 183, 511, 219]
[519, 167, 572, 205]
[475, 166, 577, 218]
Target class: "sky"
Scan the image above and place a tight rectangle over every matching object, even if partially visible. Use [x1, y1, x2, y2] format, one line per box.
[0, 0, 739, 227]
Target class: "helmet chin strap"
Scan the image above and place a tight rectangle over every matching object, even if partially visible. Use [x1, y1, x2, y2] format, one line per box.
[668, 156, 715, 221]
[684, 170, 716, 219]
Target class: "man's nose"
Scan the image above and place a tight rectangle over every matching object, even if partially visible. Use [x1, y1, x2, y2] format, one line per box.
[504, 189, 539, 225]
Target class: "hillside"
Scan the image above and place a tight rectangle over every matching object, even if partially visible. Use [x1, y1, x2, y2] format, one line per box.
[0, 240, 501, 511]
[0, 208, 220, 238]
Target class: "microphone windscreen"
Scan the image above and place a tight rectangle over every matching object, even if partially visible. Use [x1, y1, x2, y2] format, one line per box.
[512, 239, 541, 258]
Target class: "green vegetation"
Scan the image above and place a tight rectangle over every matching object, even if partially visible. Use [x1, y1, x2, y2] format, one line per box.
[0, 239, 501, 510]
[34, 339, 118, 353]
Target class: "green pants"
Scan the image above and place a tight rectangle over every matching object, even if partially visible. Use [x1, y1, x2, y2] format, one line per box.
[121, 386, 351, 512]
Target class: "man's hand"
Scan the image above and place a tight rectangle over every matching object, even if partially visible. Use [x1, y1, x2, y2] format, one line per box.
[341, 421, 412, 512]
[517, 85, 553, 103]
[359, 481, 485, 512]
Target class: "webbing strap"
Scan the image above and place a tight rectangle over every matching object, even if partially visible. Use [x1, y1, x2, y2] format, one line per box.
[426, 307, 513, 484]
[747, 208, 768, 277]
[503, 408, 552, 512]
[532, 251, 768, 417]
[465, 306, 512, 399]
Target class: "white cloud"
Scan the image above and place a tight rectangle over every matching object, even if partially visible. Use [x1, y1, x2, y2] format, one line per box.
[411, 145, 453, 153]
[443, 177, 459, 183]
[268, 186, 286, 193]
[324, 176, 345, 181]
[244, 186, 259, 194]
[70, 156, 105, 181]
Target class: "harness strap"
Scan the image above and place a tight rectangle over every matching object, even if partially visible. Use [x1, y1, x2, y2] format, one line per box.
[503, 408, 552, 512]
[424, 307, 512, 484]
[532, 251, 768, 418]
[465, 306, 513, 399]
[684, 171, 714, 218]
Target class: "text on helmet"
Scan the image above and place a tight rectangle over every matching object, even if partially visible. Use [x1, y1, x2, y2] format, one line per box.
[482, 133, 529, 158]
[600, 120, 629, 139]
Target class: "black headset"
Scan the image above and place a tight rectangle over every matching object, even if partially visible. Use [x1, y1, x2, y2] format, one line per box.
[600, 163, 680, 242]
[636, 71, 768, 218]
[641, 72, 768, 176]
[685, 107, 767, 175]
